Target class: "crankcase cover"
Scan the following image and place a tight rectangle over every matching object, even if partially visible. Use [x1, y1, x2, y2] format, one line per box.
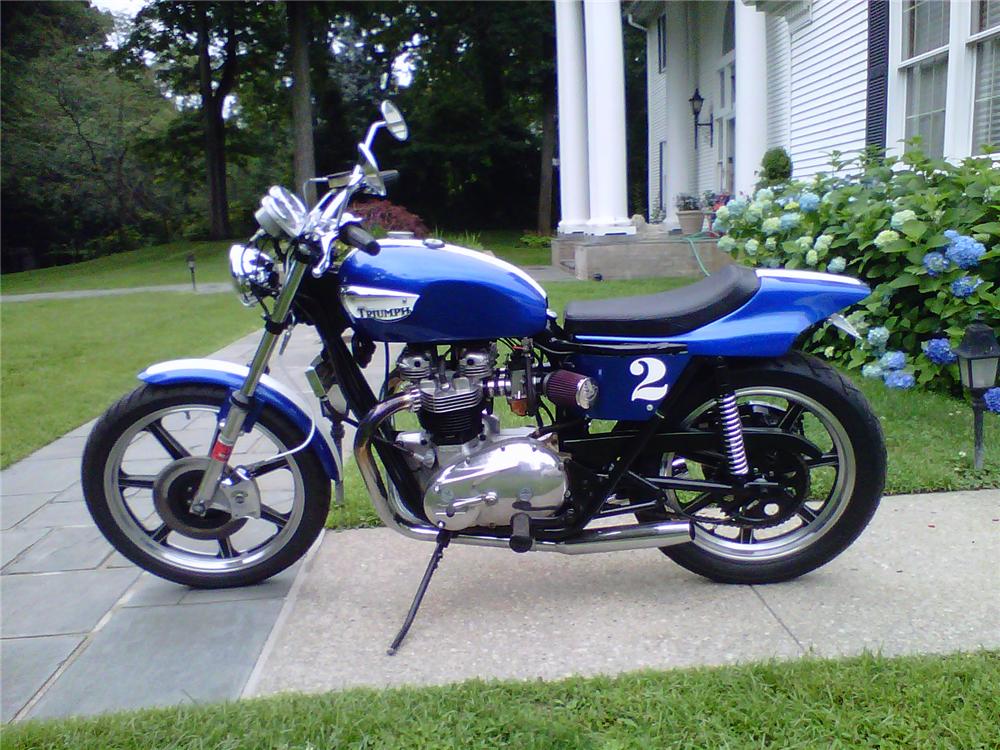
[424, 438, 566, 531]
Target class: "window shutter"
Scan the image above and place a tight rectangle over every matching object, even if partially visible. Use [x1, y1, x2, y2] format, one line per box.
[865, 0, 890, 149]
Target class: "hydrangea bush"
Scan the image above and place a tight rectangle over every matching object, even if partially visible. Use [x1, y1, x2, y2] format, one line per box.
[713, 147, 999, 397]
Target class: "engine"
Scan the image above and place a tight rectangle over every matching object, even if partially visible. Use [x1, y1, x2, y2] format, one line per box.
[392, 344, 595, 531]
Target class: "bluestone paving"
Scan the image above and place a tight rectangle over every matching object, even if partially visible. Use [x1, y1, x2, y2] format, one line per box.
[1, 635, 83, 722]
[15, 501, 95, 530]
[1, 495, 53, 529]
[1, 569, 139, 637]
[4, 526, 112, 574]
[1, 529, 50, 567]
[0, 458, 80, 495]
[28, 599, 284, 719]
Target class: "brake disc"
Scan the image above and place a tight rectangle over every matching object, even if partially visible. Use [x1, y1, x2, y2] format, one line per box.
[153, 457, 247, 540]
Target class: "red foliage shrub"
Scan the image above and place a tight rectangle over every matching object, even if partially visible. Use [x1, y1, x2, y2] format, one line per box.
[351, 199, 429, 238]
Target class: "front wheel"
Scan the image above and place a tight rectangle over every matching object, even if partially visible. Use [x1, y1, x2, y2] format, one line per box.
[82, 383, 331, 588]
[637, 352, 886, 584]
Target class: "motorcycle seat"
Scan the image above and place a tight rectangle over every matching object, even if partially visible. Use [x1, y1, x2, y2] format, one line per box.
[563, 263, 760, 338]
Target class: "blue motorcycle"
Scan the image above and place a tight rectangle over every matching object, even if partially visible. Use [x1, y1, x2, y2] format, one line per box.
[83, 102, 886, 653]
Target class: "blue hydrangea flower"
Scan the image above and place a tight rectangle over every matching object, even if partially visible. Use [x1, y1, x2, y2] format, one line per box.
[799, 192, 820, 212]
[827, 257, 847, 273]
[879, 350, 906, 370]
[717, 235, 737, 253]
[776, 196, 789, 208]
[744, 238, 759, 256]
[862, 363, 884, 379]
[762, 217, 782, 235]
[985, 387, 1000, 414]
[755, 187, 774, 202]
[867, 326, 890, 348]
[922, 251, 950, 276]
[779, 212, 802, 231]
[951, 276, 983, 298]
[943, 229, 960, 240]
[726, 197, 748, 217]
[922, 338, 957, 365]
[945, 234, 986, 269]
[884, 371, 915, 390]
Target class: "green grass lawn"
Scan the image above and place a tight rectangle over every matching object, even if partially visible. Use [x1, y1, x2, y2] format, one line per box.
[0, 240, 236, 295]
[0, 294, 259, 467]
[5, 651, 998, 749]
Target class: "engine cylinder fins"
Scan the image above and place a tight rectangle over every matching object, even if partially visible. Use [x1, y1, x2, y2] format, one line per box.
[397, 348, 433, 381]
[457, 347, 494, 380]
[543, 370, 599, 410]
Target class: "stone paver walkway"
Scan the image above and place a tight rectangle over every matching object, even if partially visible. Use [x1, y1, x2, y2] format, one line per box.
[0, 326, 384, 721]
[249, 489, 1000, 696]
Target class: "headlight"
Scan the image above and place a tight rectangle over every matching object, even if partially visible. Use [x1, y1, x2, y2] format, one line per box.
[229, 244, 277, 306]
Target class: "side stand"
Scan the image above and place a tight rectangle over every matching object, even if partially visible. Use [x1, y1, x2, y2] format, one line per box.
[386, 530, 451, 656]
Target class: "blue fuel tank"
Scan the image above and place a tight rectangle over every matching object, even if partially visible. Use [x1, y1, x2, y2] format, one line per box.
[336, 239, 549, 343]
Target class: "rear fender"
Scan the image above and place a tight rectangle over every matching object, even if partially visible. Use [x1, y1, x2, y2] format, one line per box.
[138, 358, 340, 480]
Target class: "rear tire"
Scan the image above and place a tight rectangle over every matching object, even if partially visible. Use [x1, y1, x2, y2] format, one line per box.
[82, 383, 331, 588]
[637, 352, 885, 584]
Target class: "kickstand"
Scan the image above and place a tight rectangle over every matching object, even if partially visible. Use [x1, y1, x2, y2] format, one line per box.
[386, 531, 451, 656]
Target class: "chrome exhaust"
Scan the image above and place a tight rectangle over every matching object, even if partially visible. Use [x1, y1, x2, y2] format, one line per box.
[353, 392, 694, 555]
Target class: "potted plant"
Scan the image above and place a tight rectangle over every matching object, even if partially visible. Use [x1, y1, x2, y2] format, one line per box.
[675, 193, 704, 235]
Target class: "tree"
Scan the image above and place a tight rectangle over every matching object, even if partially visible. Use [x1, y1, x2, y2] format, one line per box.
[122, 2, 281, 239]
[287, 1, 317, 207]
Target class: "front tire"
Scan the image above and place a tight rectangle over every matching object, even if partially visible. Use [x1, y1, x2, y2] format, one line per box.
[82, 383, 331, 588]
[638, 352, 886, 584]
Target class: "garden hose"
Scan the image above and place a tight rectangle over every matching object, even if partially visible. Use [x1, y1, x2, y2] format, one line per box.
[679, 231, 715, 277]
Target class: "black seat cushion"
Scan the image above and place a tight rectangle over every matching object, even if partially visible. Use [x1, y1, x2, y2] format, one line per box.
[563, 264, 760, 338]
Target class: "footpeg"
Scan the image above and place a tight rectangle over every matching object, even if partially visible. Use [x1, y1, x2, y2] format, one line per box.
[509, 512, 532, 553]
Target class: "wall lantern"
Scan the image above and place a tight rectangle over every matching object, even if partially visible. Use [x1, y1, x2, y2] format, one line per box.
[186, 253, 197, 292]
[954, 322, 1000, 470]
[688, 88, 714, 149]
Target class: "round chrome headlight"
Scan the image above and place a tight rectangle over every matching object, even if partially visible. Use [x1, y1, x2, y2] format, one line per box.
[229, 244, 276, 306]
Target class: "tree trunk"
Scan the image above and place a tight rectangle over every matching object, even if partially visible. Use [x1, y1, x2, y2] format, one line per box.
[537, 81, 556, 235]
[288, 1, 317, 207]
[196, 4, 232, 240]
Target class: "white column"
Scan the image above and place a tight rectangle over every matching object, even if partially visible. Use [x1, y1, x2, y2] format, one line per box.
[583, 0, 634, 235]
[734, 0, 768, 196]
[663, 1, 694, 227]
[555, 0, 590, 234]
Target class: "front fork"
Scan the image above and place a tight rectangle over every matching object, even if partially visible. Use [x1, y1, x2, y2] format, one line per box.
[191, 256, 309, 509]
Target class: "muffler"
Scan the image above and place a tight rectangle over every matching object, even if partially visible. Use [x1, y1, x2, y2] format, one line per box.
[354, 392, 694, 555]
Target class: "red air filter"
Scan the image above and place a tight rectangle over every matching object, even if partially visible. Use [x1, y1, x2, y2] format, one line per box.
[544, 370, 598, 410]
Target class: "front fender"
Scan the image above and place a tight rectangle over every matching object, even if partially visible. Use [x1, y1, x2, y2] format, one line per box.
[138, 358, 340, 481]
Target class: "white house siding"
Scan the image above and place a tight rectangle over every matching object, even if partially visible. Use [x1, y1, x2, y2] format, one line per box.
[646, 14, 669, 216]
[787, 0, 869, 178]
[766, 13, 791, 150]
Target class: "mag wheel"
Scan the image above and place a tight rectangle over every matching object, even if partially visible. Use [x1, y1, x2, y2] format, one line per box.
[637, 352, 886, 584]
[82, 384, 330, 588]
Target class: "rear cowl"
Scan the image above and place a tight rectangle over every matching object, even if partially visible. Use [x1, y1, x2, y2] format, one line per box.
[337, 239, 549, 343]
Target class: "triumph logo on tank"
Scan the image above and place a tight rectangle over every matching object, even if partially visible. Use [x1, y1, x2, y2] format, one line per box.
[340, 285, 419, 322]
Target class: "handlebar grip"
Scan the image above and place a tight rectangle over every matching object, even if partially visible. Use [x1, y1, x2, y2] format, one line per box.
[379, 170, 400, 186]
[341, 223, 381, 256]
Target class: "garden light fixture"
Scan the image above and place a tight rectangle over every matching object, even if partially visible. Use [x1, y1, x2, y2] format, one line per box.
[187, 253, 197, 291]
[689, 88, 713, 149]
[954, 322, 1000, 470]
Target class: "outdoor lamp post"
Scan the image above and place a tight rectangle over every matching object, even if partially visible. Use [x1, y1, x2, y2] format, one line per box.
[688, 88, 713, 150]
[954, 322, 1000, 470]
[186, 253, 197, 291]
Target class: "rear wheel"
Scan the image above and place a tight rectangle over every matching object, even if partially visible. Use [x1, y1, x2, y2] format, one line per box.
[82, 383, 330, 588]
[636, 352, 885, 584]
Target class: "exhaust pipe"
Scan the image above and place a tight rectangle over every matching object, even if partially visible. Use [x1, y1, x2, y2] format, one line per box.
[354, 392, 694, 555]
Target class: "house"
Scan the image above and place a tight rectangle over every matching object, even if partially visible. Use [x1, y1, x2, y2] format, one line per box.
[553, 0, 999, 235]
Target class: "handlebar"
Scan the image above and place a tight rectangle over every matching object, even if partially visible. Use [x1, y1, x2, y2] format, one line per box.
[341, 223, 381, 256]
[379, 169, 399, 186]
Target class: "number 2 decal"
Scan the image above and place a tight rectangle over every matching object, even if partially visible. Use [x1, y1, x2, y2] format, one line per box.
[629, 357, 669, 402]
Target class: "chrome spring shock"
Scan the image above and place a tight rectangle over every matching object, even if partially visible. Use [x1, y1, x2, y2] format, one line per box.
[717, 392, 749, 476]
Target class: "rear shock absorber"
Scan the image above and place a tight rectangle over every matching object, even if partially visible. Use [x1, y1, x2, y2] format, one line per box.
[714, 359, 749, 477]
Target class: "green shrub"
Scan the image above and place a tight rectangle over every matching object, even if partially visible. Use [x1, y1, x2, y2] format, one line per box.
[518, 233, 552, 248]
[759, 147, 793, 187]
[713, 146, 1000, 394]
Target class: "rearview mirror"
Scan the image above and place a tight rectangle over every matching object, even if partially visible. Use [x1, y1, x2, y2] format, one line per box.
[380, 101, 408, 141]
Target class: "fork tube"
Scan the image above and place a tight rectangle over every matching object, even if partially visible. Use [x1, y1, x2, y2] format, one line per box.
[192, 256, 308, 507]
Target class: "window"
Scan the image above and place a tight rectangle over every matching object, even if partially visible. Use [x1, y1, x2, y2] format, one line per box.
[890, 0, 1000, 157]
[972, 1, 1000, 150]
[901, 1, 950, 157]
[657, 14, 667, 73]
[722, 1, 735, 55]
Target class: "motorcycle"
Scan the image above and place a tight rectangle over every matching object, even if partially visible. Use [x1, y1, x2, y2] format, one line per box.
[82, 101, 886, 654]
